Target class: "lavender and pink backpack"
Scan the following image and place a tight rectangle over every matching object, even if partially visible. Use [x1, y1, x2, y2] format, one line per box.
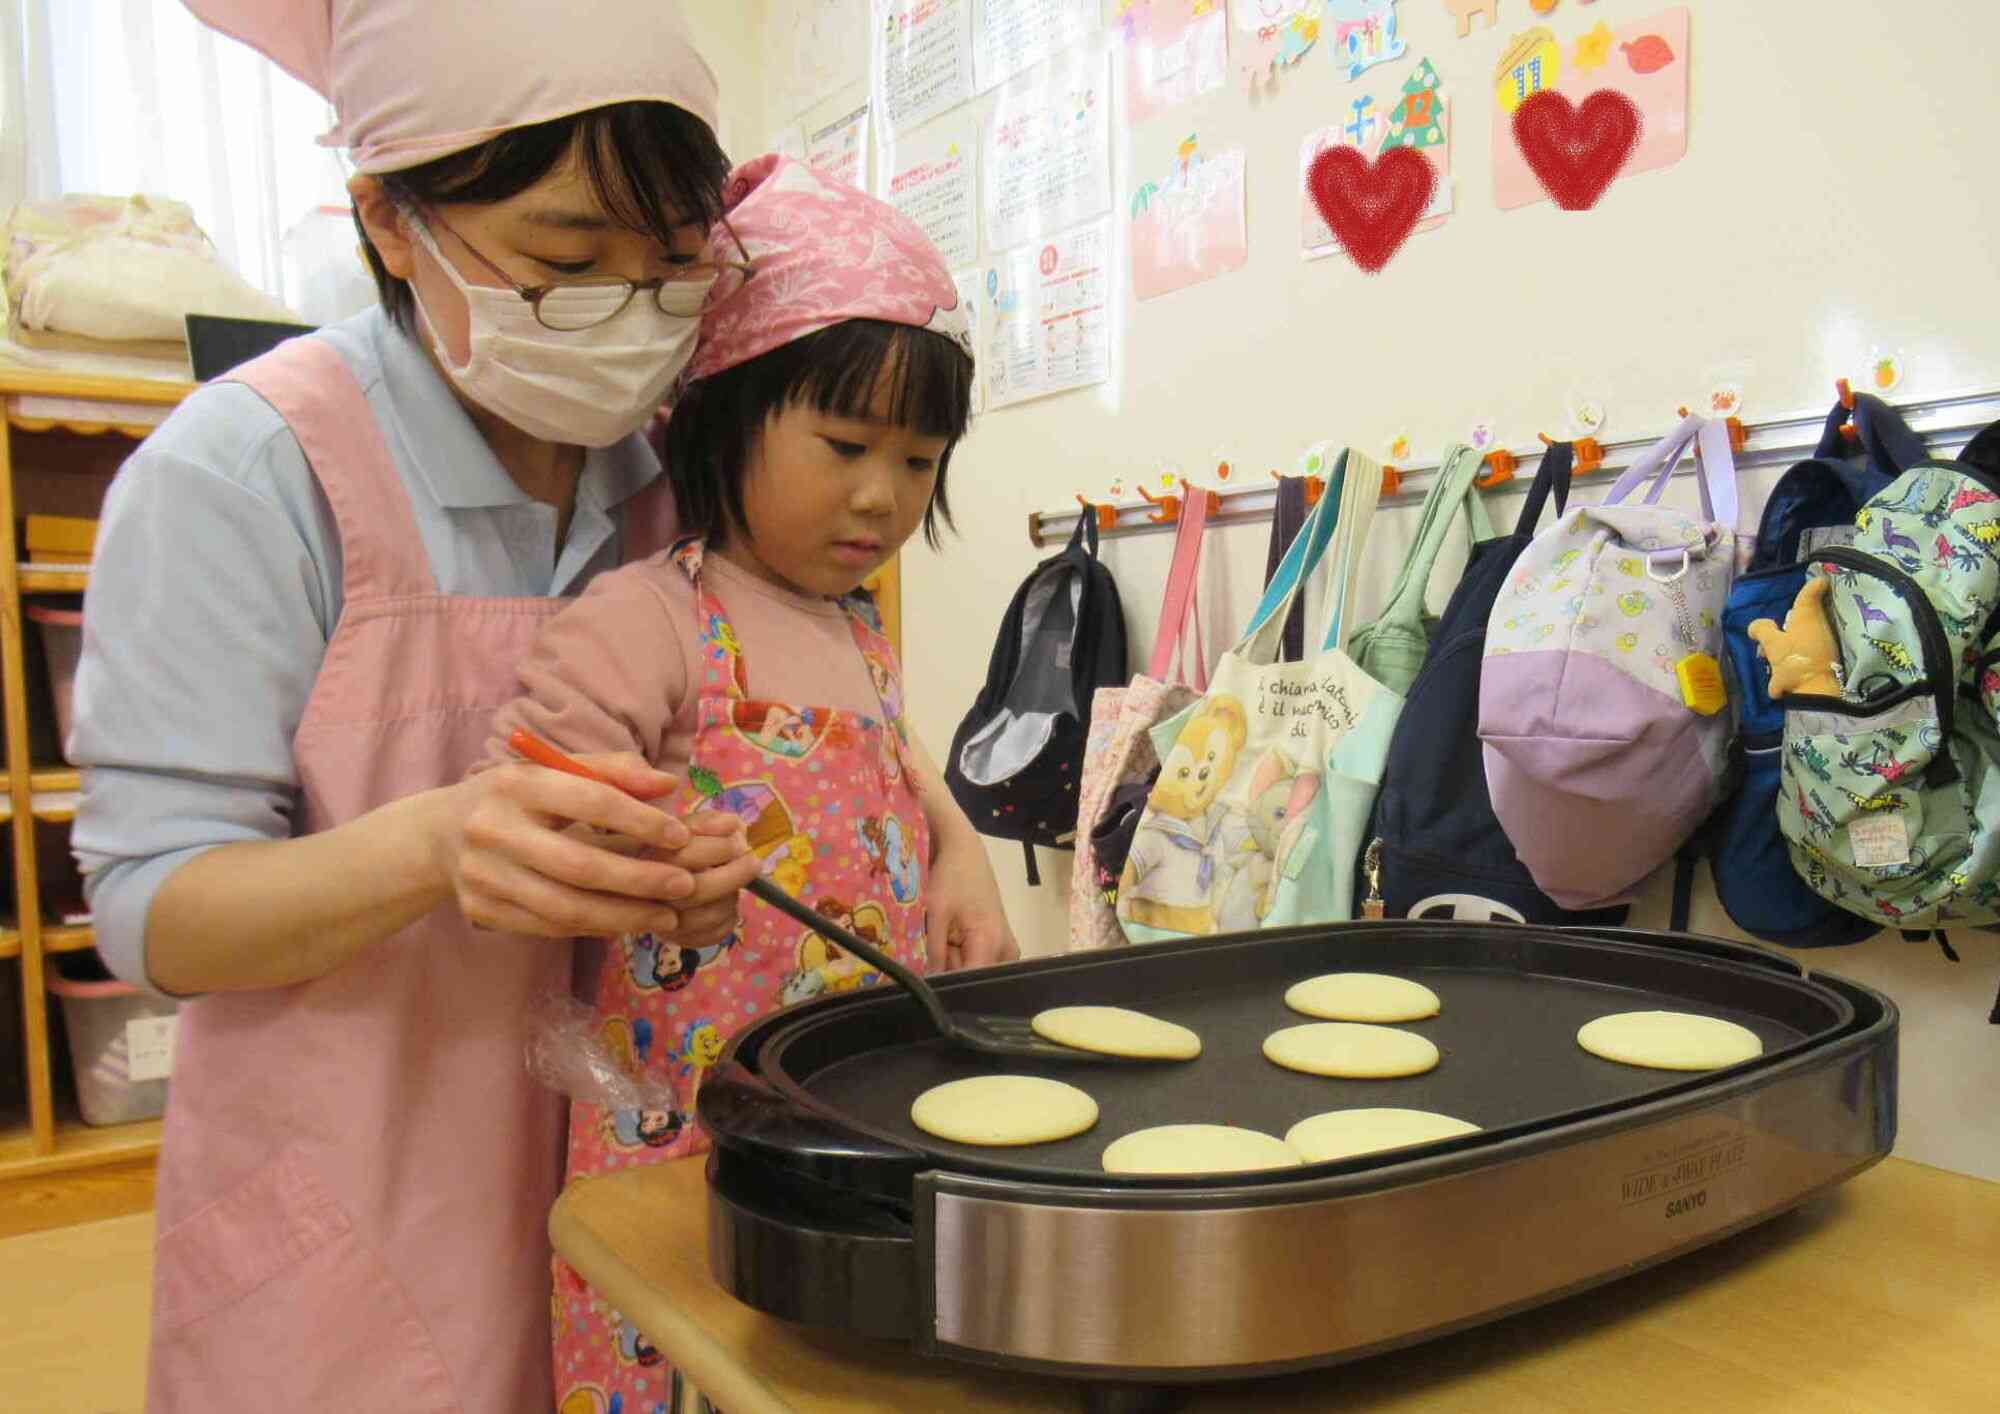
[1479, 414, 1741, 910]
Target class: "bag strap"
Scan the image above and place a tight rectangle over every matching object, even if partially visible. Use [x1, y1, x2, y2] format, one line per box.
[1322, 448, 1386, 654]
[1241, 451, 1349, 659]
[1604, 412, 1740, 532]
[1149, 486, 1211, 689]
[1516, 439, 1575, 533]
[1851, 393, 1927, 478]
[1266, 474, 1312, 662]
[1367, 442, 1489, 639]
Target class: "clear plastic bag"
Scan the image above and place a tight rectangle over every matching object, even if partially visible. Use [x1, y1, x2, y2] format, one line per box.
[524, 990, 685, 1116]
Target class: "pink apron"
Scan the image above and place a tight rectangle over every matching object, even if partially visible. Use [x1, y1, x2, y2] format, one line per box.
[553, 538, 928, 1414]
[144, 337, 678, 1413]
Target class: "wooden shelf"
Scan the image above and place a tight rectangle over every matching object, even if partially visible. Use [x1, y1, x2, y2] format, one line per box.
[42, 924, 92, 953]
[0, 1113, 162, 1182]
[18, 568, 87, 593]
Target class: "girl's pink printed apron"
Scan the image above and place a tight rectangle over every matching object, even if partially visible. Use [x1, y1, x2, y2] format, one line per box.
[553, 538, 929, 1414]
[144, 336, 679, 1413]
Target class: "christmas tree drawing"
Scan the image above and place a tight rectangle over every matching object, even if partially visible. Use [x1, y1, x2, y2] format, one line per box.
[1384, 58, 1446, 150]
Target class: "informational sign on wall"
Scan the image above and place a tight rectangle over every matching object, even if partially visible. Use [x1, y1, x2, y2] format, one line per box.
[952, 266, 987, 415]
[974, 0, 1104, 94]
[881, 115, 980, 268]
[985, 218, 1111, 409]
[982, 51, 1113, 254]
[807, 103, 872, 191]
[873, 0, 976, 133]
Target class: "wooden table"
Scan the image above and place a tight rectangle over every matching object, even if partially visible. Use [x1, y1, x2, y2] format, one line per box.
[550, 1156, 2000, 1413]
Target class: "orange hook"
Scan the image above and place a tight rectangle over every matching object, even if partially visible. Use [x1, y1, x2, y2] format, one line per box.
[1541, 431, 1606, 475]
[1073, 495, 1118, 530]
[1380, 465, 1404, 496]
[1836, 377, 1855, 411]
[1475, 448, 1517, 491]
[1273, 470, 1327, 506]
[1135, 483, 1180, 522]
[1722, 416, 1747, 455]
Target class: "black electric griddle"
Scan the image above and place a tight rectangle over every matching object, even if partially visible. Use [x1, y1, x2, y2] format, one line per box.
[701, 922, 1895, 1408]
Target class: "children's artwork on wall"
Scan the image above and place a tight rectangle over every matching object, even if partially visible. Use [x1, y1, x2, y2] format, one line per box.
[1442, 0, 1498, 38]
[1233, 0, 1321, 94]
[1130, 137, 1249, 301]
[1114, 0, 1229, 126]
[1301, 66, 1449, 262]
[767, 0, 870, 120]
[1306, 144, 1437, 274]
[1492, 6, 1688, 210]
[1326, 1, 1406, 82]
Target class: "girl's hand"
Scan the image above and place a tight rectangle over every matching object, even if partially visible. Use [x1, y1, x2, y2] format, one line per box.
[439, 753, 754, 939]
[925, 829, 1021, 971]
[644, 811, 760, 951]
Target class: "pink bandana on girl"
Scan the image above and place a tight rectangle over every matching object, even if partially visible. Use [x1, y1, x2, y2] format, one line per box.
[689, 155, 972, 384]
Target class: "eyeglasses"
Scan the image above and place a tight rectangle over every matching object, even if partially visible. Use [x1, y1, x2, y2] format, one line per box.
[423, 210, 756, 330]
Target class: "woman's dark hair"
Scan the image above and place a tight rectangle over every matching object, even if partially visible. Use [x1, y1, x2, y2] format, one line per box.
[356, 101, 730, 330]
[664, 318, 974, 552]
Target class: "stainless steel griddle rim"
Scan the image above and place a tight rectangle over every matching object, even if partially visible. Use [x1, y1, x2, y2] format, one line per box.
[718, 932, 1857, 1195]
[905, 995, 1897, 1380]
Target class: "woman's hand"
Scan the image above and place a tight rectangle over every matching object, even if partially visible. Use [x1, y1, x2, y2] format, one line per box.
[925, 828, 1020, 971]
[437, 753, 758, 939]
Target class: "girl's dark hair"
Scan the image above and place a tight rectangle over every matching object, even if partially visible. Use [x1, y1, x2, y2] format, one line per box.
[664, 318, 974, 552]
[356, 101, 730, 330]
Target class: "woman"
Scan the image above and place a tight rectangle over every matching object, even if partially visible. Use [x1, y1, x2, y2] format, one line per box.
[69, 4, 1015, 1410]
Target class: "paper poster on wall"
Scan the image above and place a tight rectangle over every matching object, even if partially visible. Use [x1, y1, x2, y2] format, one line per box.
[771, 125, 809, 163]
[984, 218, 1111, 409]
[807, 104, 872, 191]
[872, 0, 976, 134]
[1300, 66, 1450, 262]
[1130, 139, 1248, 301]
[768, 0, 871, 118]
[1114, 0, 1228, 126]
[881, 116, 979, 268]
[1325, 1, 1406, 82]
[1491, 7, 1690, 211]
[983, 51, 1113, 254]
[952, 267, 987, 415]
[974, 0, 1103, 94]
[1232, 0, 1321, 93]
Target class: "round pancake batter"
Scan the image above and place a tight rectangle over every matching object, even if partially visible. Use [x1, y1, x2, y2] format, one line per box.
[910, 1075, 1100, 1146]
[1263, 1022, 1440, 1078]
[1284, 972, 1441, 1023]
[1101, 1123, 1303, 1175]
[1285, 1108, 1480, 1163]
[1576, 1011, 1763, 1071]
[1030, 1006, 1201, 1060]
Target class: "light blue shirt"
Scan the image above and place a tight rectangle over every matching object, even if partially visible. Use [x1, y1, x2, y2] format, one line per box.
[71, 306, 663, 994]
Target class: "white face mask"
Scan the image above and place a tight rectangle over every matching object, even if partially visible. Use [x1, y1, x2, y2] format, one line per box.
[404, 214, 708, 447]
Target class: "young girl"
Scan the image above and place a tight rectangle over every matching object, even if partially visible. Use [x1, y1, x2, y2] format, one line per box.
[483, 154, 1010, 1412]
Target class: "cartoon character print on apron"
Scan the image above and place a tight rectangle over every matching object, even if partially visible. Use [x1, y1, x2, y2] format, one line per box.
[554, 537, 929, 1413]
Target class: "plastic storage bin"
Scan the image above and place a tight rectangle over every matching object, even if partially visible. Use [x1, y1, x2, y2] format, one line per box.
[27, 603, 82, 760]
[46, 953, 177, 1126]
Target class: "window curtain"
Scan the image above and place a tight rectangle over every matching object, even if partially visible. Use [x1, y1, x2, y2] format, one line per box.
[7, 0, 367, 317]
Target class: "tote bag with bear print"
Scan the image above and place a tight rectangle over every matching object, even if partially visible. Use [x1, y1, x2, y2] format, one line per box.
[1116, 448, 1400, 942]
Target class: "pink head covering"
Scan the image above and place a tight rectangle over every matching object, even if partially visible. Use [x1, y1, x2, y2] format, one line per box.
[688, 155, 973, 385]
[180, 0, 719, 173]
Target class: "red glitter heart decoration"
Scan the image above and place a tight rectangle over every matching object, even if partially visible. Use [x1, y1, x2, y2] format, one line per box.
[1306, 145, 1438, 274]
[1511, 89, 1643, 211]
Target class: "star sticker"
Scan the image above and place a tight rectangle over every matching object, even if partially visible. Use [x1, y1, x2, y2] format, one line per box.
[1574, 21, 1614, 73]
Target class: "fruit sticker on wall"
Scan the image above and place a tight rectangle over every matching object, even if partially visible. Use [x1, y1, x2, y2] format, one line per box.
[1492, 6, 1689, 211]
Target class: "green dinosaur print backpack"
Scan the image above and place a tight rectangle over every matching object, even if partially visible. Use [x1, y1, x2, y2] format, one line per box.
[1772, 459, 2000, 933]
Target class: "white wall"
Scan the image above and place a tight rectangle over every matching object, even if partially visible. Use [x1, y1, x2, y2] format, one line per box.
[727, 0, 1999, 1179]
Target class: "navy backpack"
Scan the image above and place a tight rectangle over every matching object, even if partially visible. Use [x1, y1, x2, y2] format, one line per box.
[1365, 442, 1627, 926]
[1704, 393, 1922, 944]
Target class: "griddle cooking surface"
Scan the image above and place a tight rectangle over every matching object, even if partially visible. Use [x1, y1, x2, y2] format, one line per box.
[748, 925, 1851, 1186]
